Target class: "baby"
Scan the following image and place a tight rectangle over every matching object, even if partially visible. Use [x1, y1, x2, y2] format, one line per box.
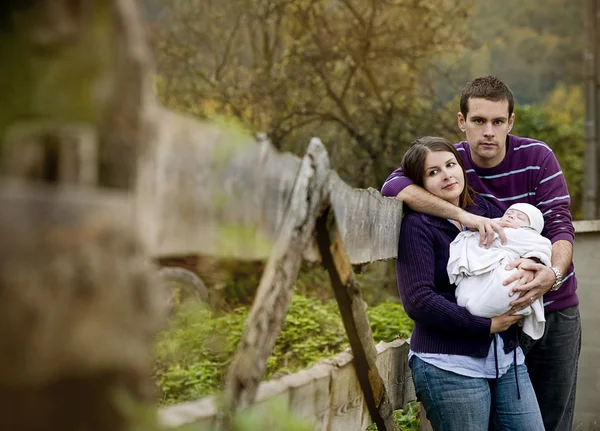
[499, 204, 543, 230]
[447, 203, 552, 340]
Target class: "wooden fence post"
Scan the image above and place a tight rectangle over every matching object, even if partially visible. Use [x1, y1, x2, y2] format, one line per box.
[0, 1, 165, 430]
[218, 138, 331, 426]
[0, 183, 167, 431]
[315, 206, 398, 431]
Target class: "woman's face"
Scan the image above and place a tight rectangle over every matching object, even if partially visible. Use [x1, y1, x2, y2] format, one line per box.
[422, 150, 465, 206]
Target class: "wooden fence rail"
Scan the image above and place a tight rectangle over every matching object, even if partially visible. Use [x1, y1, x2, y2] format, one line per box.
[159, 339, 415, 431]
[136, 113, 404, 265]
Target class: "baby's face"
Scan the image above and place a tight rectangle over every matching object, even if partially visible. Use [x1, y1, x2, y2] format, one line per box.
[500, 209, 530, 228]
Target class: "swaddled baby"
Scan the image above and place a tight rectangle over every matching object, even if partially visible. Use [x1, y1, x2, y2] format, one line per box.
[447, 203, 552, 340]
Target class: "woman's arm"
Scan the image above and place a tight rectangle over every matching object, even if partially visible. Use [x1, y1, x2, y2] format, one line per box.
[397, 215, 492, 336]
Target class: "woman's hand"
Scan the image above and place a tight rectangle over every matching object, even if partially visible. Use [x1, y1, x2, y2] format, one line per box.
[490, 310, 523, 334]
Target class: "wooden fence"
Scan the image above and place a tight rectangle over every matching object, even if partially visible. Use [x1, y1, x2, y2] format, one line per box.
[0, 2, 420, 431]
[159, 340, 415, 430]
[146, 136, 410, 431]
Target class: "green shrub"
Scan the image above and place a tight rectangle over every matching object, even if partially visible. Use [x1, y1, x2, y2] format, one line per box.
[268, 295, 348, 374]
[365, 401, 420, 431]
[154, 294, 413, 405]
[367, 301, 413, 342]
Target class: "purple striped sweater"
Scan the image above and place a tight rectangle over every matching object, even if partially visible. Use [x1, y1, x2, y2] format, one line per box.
[382, 134, 578, 314]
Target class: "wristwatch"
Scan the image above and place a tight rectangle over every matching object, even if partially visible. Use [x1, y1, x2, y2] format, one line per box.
[550, 266, 563, 291]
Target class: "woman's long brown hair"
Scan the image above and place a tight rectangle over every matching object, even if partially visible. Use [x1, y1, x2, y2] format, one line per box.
[400, 136, 476, 209]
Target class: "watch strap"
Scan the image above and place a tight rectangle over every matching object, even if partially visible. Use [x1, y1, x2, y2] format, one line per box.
[550, 266, 563, 291]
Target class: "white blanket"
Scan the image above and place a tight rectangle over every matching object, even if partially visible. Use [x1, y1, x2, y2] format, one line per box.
[447, 227, 552, 340]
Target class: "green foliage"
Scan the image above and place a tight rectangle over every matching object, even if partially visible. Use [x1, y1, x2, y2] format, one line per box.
[269, 295, 347, 374]
[154, 304, 247, 403]
[365, 401, 420, 431]
[154, 294, 413, 404]
[436, 0, 584, 105]
[367, 301, 413, 342]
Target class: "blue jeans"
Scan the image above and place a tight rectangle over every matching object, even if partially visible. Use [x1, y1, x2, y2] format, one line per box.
[410, 356, 544, 430]
[519, 305, 581, 431]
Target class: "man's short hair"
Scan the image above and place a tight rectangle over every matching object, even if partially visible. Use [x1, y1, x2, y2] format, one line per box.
[460, 76, 515, 118]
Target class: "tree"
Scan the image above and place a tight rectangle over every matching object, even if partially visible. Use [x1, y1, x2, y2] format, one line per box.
[154, 0, 470, 187]
[435, 0, 584, 105]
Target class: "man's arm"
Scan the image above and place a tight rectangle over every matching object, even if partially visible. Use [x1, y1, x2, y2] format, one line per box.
[398, 185, 506, 247]
[507, 150, 575, 308]
[552, 239, 573, 276]
[507, 239, 573, 310]
[397, 185, 464, 219]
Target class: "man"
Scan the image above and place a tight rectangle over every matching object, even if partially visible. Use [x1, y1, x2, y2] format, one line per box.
[382, 76, 581, 431]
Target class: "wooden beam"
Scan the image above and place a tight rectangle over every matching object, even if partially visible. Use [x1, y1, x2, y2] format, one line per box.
[0, 181, 166, 431]
[3, 122, 98, 185]
[218, 138, 331, 426]
[158, 339, 413, 430]
[0, 0, 163, 429]
[315, 206, 398, 431]
[136, 113, 404, 264]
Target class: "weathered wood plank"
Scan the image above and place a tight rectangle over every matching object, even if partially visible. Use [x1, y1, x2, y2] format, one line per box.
[316, 206, 398, 431]
[158, 339, 413, 430]
[0, 181, 167, 431]
[0, 1, 164, 429]
[137, 112, 403, 264]
[2, 122, 98, 185]
[217, 138, 331, 426]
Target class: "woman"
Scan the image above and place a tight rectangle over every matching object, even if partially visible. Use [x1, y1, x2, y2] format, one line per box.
[396, 137, 543, 430]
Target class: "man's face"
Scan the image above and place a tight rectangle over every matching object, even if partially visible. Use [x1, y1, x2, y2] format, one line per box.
[457, 98, 514, 168]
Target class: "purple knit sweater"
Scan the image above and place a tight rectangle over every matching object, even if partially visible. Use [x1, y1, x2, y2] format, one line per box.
[397, 195, 518, 357]
[383, 134, 578, 314]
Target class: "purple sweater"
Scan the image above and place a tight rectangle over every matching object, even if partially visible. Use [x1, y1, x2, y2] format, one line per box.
[383, 134, 578, 314]
[398, 195, 518, 357]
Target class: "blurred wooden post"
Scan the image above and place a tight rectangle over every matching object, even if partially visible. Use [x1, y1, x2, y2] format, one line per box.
[3, 123, 98, 185]
[218, 138, 330, 427]
[0, 183, 167, 431]
[0, 1, 165, 430]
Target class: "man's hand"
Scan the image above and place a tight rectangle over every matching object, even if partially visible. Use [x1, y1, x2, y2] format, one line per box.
[459, 213, 506, 248]
[507, 261, 556, 311]
[490, 309, 523, 334]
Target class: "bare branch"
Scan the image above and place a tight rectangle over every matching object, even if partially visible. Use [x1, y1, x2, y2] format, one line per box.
[215, 13, 243, 81]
